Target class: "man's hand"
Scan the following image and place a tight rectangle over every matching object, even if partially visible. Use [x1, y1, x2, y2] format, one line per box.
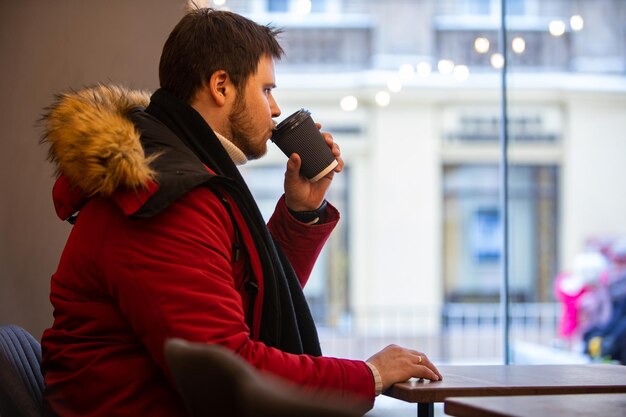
[367, 344, 443, 391]
[283, 124, 344, 212]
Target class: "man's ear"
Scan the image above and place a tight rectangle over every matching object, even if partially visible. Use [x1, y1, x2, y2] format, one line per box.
[208, 70, 231, 107]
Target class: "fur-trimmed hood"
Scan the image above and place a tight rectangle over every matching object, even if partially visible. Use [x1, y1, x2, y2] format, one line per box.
[41, 84, 156, 197]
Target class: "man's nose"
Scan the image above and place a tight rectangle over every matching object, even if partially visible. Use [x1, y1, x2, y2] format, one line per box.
[270, 97, 281, 118]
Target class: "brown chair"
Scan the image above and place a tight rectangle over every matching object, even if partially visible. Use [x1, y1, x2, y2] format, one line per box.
[164, 338, 371, 417]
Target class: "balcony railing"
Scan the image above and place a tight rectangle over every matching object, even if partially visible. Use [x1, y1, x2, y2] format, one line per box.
[317, 302, 570, 364]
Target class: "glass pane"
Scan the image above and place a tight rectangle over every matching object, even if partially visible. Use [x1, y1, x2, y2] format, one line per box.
[221, 0, 626, 412]
[505, 0, 626, 365]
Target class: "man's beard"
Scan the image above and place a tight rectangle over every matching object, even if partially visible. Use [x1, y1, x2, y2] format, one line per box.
[228, 95, 269, 160]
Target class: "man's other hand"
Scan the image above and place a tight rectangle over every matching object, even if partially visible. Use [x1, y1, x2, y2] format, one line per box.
[284, 124, 343, 212]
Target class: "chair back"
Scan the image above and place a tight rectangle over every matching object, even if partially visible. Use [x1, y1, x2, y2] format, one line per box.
[0, 324, 44, 417]
[164, 339, 368, 417]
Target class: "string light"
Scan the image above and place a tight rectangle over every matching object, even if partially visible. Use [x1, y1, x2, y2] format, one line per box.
[474, 37, 490, 54]
[340, 95, 358, 111]
[437, 59, 455, 75]
[453, 65, 470, 81]
[490, 53, 504, 69]
[549, 20, 566, 36]
[375, 91, 391, 107]
[570, 15, 584, 31]
[512, 37, 526, 54]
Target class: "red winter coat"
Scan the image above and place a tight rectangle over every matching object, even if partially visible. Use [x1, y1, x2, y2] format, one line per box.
[40, 85, 374, 417]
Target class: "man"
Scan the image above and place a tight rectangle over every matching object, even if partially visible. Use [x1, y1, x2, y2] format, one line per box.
[40, 8, 441, 417]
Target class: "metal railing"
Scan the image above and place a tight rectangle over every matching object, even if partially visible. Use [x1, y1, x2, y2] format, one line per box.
[317, 302, 562, 364]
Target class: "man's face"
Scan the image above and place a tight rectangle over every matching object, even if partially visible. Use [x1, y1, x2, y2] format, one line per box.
[228, 55, 281, 160]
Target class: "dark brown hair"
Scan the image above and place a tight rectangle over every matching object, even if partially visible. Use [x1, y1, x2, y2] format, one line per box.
[159, 8, 284, 103]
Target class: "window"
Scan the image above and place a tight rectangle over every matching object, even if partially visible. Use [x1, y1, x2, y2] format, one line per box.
[443, 165, 559, 303]
[226, 0, 626, 375]
[268, 0, 288, 12]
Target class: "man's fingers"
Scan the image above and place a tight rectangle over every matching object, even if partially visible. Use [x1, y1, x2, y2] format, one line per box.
[322, 132, 334, 146]
[410, 352, 442, 380]
[334, 156, 344, 173]
[423, 360, 443, 381]
[320, 133, 343, 171]
[286, 153, 302, 179]
[413, 364, 440, 381]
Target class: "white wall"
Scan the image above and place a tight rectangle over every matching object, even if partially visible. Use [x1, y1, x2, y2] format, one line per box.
[352, 101, 442, 334]
[562, 92, 626, 266]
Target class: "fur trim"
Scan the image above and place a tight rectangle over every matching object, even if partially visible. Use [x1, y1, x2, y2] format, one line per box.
[40, 84, 156, 196]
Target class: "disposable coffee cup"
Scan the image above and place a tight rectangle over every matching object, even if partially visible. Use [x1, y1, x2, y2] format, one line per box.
[271, 109, 338, 182]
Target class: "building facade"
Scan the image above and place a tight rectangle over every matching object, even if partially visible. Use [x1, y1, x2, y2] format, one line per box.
[207, 0, 626, 347]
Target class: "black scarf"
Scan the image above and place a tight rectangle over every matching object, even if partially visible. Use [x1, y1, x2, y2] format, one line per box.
[141, 88, 321, 356]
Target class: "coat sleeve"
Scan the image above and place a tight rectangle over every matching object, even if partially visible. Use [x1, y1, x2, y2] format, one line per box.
[267, 195, 340, 288]
[101, 187, 374, 404]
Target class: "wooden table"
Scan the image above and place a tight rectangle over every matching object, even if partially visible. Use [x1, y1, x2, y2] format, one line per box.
[383, 364, 626, 417]
[444, 393, 626, 417]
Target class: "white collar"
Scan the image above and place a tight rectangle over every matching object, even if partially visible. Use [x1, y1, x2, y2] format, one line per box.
[214, 131, 247, 166]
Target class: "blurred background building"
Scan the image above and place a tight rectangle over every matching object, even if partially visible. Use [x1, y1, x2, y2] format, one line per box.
[187, 0, 626, 368]
[1, 3, 625, 415]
